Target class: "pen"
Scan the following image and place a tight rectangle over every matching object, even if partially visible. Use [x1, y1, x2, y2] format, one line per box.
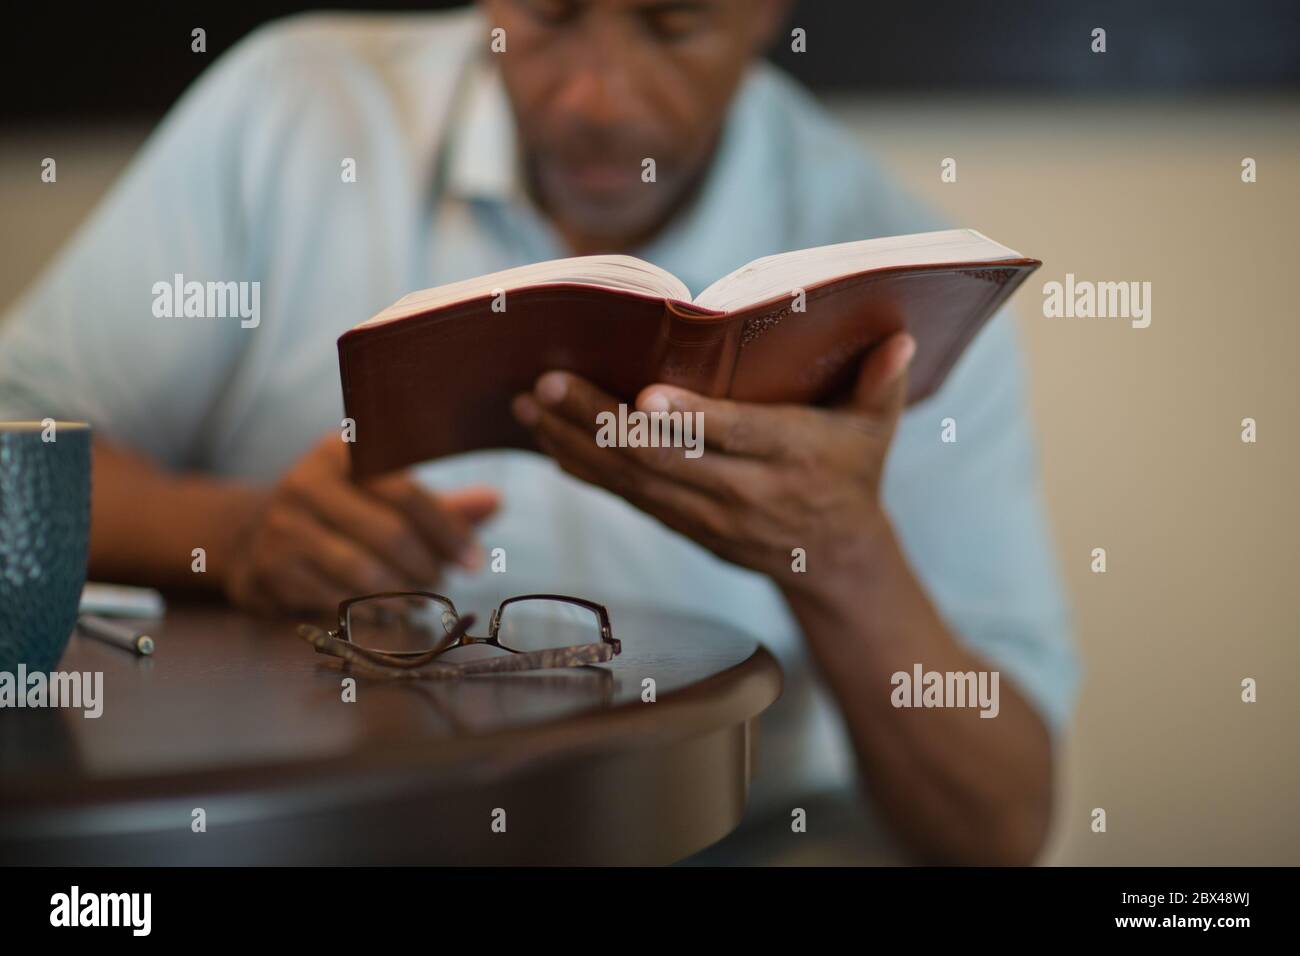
[78, 614, 155, 656]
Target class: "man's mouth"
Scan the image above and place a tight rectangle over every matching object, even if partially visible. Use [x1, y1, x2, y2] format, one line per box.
[546, 157, 642, 197]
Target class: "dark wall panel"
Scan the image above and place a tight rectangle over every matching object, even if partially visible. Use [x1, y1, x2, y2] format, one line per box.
[2, 1, 1297, 122]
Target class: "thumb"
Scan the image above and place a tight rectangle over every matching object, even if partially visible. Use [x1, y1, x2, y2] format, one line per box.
[849, 331, 915, 419]
[438, 485, 501, 525]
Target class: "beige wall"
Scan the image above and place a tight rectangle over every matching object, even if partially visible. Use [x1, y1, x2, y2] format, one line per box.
[836, 95, 1300, 865]
[2, 95, 1297, 864]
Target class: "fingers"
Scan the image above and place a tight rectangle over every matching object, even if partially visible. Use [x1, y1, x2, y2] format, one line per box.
[849, 331, 915, 418]
[515, 375, 761, 498]
[439, 485, 501, 525]
[227, 507, 410, 617]
[524, 399, 731, 532]
[273, 506, 406, 597]
[322, 433, 498, 571]
[634, 384, 802, 459]
[283, 470, 445, 586]
[523, 369, 846, 466]
[365, 473, 484, 570]
[626, 333, 916, 458]
[268, 558, 354, 616]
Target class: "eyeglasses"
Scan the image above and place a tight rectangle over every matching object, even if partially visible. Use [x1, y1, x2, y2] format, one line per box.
[296, 591, 620, 679]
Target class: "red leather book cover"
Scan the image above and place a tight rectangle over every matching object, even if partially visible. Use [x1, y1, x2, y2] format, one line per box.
[338, 258, 1040, 478]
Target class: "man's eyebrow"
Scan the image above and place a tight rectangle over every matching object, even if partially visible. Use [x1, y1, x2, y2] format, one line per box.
[636, 0, 715, 12]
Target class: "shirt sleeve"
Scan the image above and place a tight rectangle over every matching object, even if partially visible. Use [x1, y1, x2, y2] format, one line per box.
[0, 31, 278, 469]
[882, 307, 1080, 736]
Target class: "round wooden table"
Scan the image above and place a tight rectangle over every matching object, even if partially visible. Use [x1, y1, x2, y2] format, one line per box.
[0, 602, 782, 865]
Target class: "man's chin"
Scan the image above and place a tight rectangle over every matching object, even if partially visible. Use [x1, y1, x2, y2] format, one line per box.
[539, 183, 669, 246]
[526, 155, 688, 246]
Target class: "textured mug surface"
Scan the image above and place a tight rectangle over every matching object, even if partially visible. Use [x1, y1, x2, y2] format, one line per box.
[0, 422, 91, 672]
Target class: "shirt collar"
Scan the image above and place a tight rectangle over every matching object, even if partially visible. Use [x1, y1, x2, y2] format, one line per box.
[443, 56, 525, 203]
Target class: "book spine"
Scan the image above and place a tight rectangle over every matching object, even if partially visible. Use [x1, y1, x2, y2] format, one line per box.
[656, 299, 740, 397]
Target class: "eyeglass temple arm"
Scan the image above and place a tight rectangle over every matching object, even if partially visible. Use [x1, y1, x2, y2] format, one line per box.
[296, 624, 464, 679]
[428, 612, 474, 657]
[452, 641, 615, 675]
[297, 616, 473, 667]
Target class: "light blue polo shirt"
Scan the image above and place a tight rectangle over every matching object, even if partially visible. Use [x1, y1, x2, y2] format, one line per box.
[0, 10, 1077, 817]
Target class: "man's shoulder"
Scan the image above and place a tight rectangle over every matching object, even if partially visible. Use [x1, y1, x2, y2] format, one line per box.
[229, 8, 483, 70]
[176, 8, 485, 167]
[192, 7, 484, 123]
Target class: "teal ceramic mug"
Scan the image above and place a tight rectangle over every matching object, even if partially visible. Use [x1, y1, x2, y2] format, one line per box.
[0, 421, 91, 672]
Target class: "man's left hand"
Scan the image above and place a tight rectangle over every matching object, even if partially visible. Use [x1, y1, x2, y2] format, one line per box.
[511, 332, 917, 598]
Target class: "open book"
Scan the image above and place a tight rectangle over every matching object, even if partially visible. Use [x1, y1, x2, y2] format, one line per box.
[339, 228, 1040, 476]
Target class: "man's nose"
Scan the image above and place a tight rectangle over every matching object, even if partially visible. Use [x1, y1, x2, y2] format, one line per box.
[550, 37, 640, 130]
[553, 69, 628, 129]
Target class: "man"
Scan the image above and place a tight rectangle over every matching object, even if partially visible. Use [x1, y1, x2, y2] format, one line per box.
[0, 1, 1076, 863]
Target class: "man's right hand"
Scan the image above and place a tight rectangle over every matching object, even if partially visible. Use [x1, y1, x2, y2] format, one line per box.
[223, 435, 499, 615]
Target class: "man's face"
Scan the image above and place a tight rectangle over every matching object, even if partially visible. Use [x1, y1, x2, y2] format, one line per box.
[482, 0, 782, 250]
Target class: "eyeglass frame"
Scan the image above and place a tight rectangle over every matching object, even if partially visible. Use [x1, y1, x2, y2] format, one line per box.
[337, 590, 616, 655]
[297, 591, 620, 678]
